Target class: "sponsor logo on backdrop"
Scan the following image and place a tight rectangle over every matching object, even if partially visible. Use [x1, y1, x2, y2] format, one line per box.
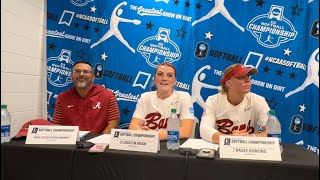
[310, 19, 319, 38]
[108, 88, 140, 102]
[94, 63, 104, 79]
[47, 29, 91, 43]
[191, 65, 221, 109]
[59, 10, 75, 26]
[191, 0, 245, 32]
[132, 71, 152, 90]
[244, 51, 263, 68]
[75, 13, 108, 25]
[176, 81, 190, 90]
[246, 5, 297, 48]
[264, 56, 306, 70]
[137, 27, 182, 68]
[100, 69, 133, 84]
[209, 49, 243, 63]
[47, 49, 74, 87]
[289, 115, 304, 134]
[194, 42, 209, 59]
[130, 5, 192, 22]
[307, 144, 319, 155]
[70, 0, 94, 7]
[90, 2, 139, 53]
[244, 51, 306, 71]
[57, 8, 108, 26]
[303, 123, 319, 135]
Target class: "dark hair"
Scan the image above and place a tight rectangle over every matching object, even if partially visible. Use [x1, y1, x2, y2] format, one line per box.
[73, 60, 92, 68]
[155, 62, 177, 77]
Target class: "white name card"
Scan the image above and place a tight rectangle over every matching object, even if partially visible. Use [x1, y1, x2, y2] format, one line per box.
[219, 136, 282, 161]
[109, 129, 159, 153]
[26, 125, 79, 144]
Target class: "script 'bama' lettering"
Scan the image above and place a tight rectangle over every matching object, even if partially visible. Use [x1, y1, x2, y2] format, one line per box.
[216, 119, 254, 134]
[144, 113, 181, 130]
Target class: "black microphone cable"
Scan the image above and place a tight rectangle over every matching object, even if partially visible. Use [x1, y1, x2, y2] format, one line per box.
[179, 148, 196, 180]
[184, 151, 190, 167]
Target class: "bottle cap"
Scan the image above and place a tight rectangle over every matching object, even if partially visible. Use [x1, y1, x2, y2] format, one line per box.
[268, 110, 275, 116]
[1, 105, 7, 109]
[171, 108, 177, 113]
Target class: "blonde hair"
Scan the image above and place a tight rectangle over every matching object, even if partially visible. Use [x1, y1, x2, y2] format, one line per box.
[220, 64, 241, 94]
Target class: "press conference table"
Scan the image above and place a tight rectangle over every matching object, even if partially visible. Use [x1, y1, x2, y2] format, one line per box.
[1, 136, 318, 180]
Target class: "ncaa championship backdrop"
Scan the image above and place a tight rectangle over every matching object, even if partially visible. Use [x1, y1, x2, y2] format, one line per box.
[47, 0, 319, 154]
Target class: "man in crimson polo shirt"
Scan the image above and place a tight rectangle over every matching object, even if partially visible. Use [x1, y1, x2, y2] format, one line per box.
[52, 61, 120, 134]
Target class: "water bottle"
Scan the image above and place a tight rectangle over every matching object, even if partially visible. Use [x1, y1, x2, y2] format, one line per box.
[150, 80, 157, 91]
[1, 104, 11, 143]
[167, 108, 180, 150]
[266, 110, 283, 153]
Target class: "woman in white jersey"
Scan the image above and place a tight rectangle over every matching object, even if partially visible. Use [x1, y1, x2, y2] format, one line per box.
[200, 64, 270, 144]
[129, 63, 194, 140]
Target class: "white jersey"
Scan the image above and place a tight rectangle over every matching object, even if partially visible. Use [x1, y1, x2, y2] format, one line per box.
[200, 92, 270, 143]
[133, 91, 194, 130]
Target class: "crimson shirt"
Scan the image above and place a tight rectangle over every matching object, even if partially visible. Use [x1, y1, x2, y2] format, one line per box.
[52, 84, 120, 133]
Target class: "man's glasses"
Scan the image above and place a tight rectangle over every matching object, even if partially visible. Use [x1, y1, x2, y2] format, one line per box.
[72, 69, 92, 75]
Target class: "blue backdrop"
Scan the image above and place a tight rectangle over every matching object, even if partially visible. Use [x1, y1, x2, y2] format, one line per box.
[47, 0, 319, 154]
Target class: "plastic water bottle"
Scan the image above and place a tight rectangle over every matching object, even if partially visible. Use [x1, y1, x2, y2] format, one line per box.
[150, 81, 157, 91]
[167, 108, 180, 150]
[1, 104, 11, 143]
[266, 110, 283, 153]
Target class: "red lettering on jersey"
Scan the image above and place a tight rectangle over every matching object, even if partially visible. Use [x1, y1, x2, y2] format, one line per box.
[216, 119, 233, 134]
[145, 113, 168, 130]
[217, 119, 254, 134]
[246, 120, 254, 134]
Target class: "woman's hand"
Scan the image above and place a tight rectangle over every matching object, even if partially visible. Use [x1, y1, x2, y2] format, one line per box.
[141, 126, 152, 131]
[231, 130, 250, 136]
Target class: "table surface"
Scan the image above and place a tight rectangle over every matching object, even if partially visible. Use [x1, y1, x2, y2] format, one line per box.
[1, 137, 319, 180]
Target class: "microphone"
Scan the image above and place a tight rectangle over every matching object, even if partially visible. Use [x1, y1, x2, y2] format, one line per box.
[179, 147, 197, 156]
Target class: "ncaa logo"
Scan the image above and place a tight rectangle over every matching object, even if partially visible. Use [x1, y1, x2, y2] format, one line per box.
[47, 49, 74, 87]
[246, 5, 297, 48]
[194, 42, 209, 59]
[94, 63, 104, 79]
[137, 27, 182, 68]
[289, 115, 304, 134]
[310, 20, 319, 38]
[70, 0, 94, 6]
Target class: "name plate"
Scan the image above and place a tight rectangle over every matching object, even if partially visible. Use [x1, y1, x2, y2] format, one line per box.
[26, 125, 79, 144]
[109, 129, 159, 153]
[219, 136, 282, 161]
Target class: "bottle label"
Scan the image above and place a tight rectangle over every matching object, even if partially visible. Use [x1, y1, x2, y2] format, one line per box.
[168, 130, 179, 143]
[1, 125, 11, 137]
